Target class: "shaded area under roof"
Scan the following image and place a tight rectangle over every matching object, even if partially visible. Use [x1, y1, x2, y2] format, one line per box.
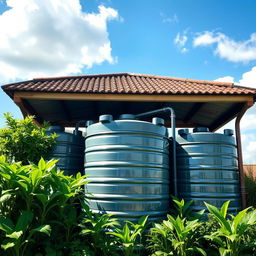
[2, 73, 256, 130]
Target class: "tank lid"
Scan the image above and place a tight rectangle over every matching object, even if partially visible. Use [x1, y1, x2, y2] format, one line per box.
[48, 126, 65, 132]
[152, 117, 164, 126]
[178, 129, 189, 136]
[224, 129, 234, 136]
[119, 114, 135, 120]
[99, 114, 113, 123]
[193, 127, 209, 133]
[86, 120, 94, 127]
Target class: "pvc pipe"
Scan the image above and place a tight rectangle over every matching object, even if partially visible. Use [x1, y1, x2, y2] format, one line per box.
[135, 107, 177, 197]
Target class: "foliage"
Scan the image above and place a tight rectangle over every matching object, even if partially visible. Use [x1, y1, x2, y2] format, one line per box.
[79, 202, 120, 256]
[147, 199, 206, 256]
[1, 155, 256, 256]
[0, 156, 88, 256]
[170, 197, 194, 219]
[244, 166, 256, 207]
[204, 200, 256, 256]
[0, 113, 57, 164]
[108, 215, 148, 256]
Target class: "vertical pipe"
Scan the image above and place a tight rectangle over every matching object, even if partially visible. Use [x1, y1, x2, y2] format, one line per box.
[235, 102, 252, 209]
[134, 107, 177, 196]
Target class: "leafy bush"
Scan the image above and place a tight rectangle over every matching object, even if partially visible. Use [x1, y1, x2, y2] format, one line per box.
[0, 156, 88, 255]
[0, 113, 57, 164]
[204, 201, 256, 256]
[108, 215, 148, 256]
[147, 199, 206, 256]
[79, 202, 120, 256]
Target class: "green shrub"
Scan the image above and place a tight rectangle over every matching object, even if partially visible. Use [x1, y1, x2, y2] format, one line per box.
[79, 202, 120, 256]
[0, 156, 88, 255]
[147, 199, 206, 256]
[0, 113, 57, 164]
[204, 201, 256, 256]
[107, 215, 148, 256]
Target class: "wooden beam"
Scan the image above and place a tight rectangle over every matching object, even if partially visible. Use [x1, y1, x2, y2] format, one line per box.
[13, 95, 29, 117]
[183, 102, 205, 123]
[14, 92, 255, 103]
[14, 96, 43, 125]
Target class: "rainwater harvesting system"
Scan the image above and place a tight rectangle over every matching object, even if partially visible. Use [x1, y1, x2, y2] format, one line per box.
[47, 107, 242, 221]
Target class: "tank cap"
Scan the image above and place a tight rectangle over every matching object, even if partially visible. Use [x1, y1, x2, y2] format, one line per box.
[48, 126, 65, 132]
[119, 114, 135, 120]
[99, 115, 113, 123]
[152, 117, 164, 126]
[224, 129, 234, 136]
[193, 127, 209, 133]
[86, 120, 94, 127]
[178, 129, 189, 136]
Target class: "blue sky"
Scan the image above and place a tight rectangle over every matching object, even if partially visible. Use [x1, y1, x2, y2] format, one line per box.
[0, 0, 255, 162]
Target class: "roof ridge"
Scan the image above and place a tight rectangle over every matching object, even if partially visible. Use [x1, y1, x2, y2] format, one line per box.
[32, 72, 234, 87]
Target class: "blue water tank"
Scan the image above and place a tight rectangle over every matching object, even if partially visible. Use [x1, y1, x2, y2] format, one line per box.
[47, 126, 85, 175]
[84, 114, 169, 222]
[176, 127, 240, 213]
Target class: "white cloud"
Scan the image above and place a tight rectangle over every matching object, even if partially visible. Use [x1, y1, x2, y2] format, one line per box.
[215, 69, 256, 163]
[174, 31, 188, 53]
[0, 0, 119, 83]
[215, 76, 234, 83]
[193, 31, 220, 46]
[239, 66, 256, 88]
[174, 32, 187, 47]
[193, 31, 256, 63]
[161, 13, 179, 24]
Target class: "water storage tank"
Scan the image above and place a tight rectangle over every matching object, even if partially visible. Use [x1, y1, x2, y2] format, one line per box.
[176, 127, 240, 213]
[85, 114, 169, 222]
[47, 126, 85, 176]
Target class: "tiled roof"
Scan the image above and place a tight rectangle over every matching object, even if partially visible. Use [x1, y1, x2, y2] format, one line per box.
[2, 72, 256, 96]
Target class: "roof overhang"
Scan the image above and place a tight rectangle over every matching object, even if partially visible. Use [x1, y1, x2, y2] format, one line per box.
[12, 91, 255, 131]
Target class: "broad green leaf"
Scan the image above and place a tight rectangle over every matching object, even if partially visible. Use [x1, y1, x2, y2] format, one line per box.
[138, 215, 148, 226]
[107, 232, 124, 240]
[0, 193, 12, 204]
[6, 230, 23, 240]
[30, 167, 43, 186]
[123, 242, 133, 248]
[16, 174, 31, 184]
[45, 159, 58, 170]
[35, 194, 48, 205]
[195, 247, 207, 256]
[38, 158, 46, 171]
[205, 202, 232, 233]
[1, 241, 15, 250]
[16, 181, 28, 191]
[220, 201, 230, 218]
[15, 211, 33, 231]
[0, 221, 14, 234]
[232, 208, 249, 232]
[245, 209, 256, 225]
[219, 247, 231, 256]
[32, 225, 51, 237]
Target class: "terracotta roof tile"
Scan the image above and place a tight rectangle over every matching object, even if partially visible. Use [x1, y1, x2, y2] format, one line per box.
[2, 72, 256, 97]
